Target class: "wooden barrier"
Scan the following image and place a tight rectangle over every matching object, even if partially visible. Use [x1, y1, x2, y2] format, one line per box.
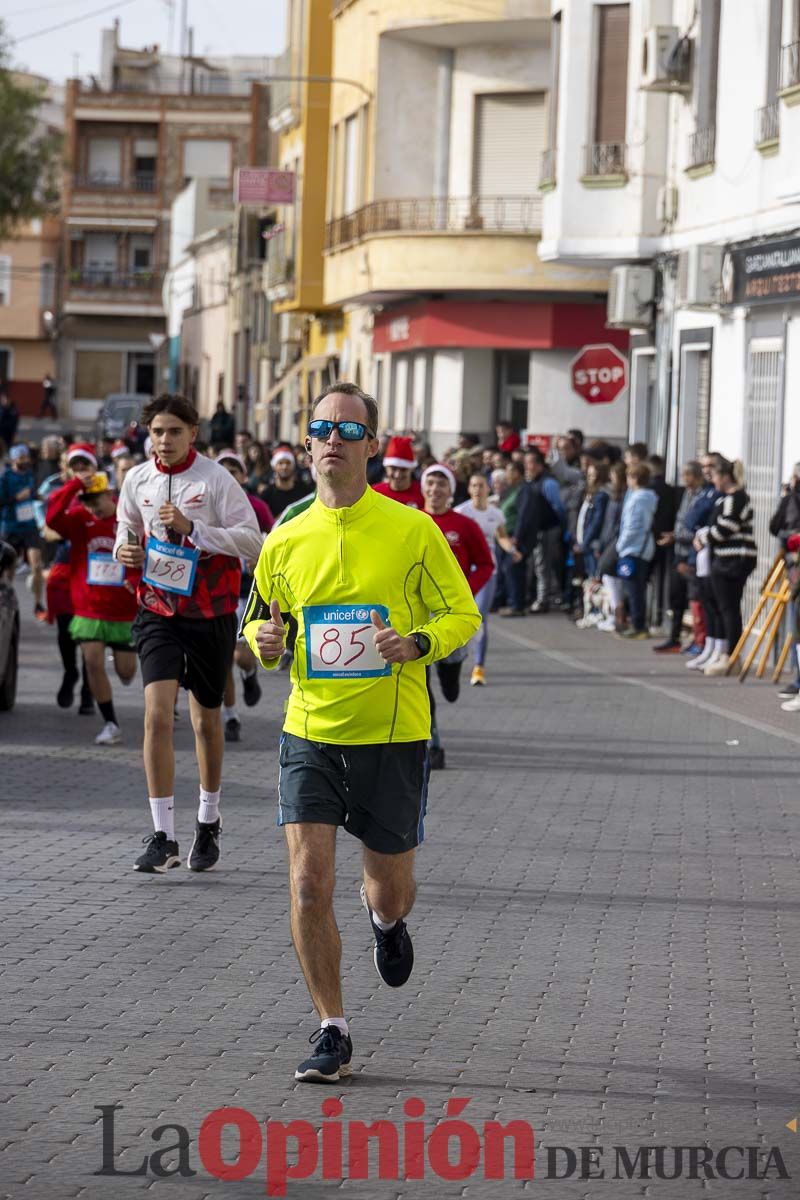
[726, 556, 791, 681]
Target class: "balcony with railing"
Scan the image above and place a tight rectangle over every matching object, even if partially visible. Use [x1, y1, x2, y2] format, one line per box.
[263, 226, 295, 300]
[64, 265, 164, 314]
[539, 148, 556, 191]
[325, 194, 541, 251]
[686, 126, 716, 173]
[755, 102, 780, 150]
[73, 172, 158, 193]
[581, 142, 627, 184]
[780, 41, 800, 95]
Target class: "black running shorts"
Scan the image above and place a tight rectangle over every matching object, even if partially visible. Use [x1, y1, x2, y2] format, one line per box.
[277, 732, 429, 855]
[133, 608, 236, 709]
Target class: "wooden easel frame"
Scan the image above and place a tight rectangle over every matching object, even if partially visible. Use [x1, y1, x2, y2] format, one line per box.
[726, 556, 791, 681]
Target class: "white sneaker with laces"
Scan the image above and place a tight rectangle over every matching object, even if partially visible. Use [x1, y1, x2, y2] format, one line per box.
[781, 695, 800, 712]
[95, 721, 122, 745]
[687, 642, 715, 670]
[704, 652, 730, 677]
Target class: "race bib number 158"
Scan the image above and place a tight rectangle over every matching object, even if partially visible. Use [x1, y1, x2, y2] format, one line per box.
[143, 536, 200, 597]
[304, 604, 391, 679]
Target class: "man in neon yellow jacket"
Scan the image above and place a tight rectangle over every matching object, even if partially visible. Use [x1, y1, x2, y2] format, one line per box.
[241, 382, 480, 1083]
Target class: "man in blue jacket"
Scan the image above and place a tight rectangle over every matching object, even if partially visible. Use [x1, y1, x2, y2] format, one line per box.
[0, 443, 45, 618]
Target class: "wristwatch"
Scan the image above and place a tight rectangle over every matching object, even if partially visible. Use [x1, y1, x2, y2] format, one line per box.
[411, 632, 431, 658]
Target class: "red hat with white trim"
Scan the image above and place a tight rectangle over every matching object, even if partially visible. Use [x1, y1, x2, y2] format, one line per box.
[421, 463, 456, 494]
[271, 448, 295, 468]
[67, 442, 97, 467]
[110, 440, 129, 459]
[383, 436, 416, 470]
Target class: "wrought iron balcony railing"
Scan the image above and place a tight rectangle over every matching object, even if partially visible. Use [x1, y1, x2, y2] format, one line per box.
[755, 102, 780, 146]
[325, 194, 541, 250]
[582, 142, 627, 178]
[687, 126, 716, 170]
[539, 148, 556, 188]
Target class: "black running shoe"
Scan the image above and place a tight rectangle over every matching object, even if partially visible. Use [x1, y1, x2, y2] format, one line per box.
[295, 1026, 353, 1083]
[242, 671, 262, 707]
[57, 669, 79, 709]
[188, 819, 221, 872]
[224, 717, 241, 742]
[360, 884, 414, 987]
[429, 746, 445, 770]
[134, 831, 180, 873]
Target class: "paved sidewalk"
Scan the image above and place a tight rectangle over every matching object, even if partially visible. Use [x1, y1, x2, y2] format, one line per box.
[2, 593, 800, 1198]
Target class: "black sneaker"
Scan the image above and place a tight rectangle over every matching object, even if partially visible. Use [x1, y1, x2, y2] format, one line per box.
[360, 884, 414, 988]
[224, 717, 241, 742]
[241, 671, 262, 707]
[295, 1026, 353, 1083]
[57, 669, 79, 709]
[778, 682, 800, 699]
[134, 831, 180, 873]
[188, 819, 221, 872]
[429, 746, 445, 770]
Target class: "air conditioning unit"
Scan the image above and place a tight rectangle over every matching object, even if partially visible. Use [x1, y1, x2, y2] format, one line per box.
[656, 184, 679, 225]
[676, 244, 724, 308]
[641, 26, 692, 92]
[607, 266, 655, 328]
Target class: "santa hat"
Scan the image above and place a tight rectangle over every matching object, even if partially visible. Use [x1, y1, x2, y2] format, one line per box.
[383, 436, 416, 470]
[67, 442, 97, 467]
[421, 463, 456, 495]
[271, 448, 295, 468]
[110, 440, 129, 460]
[216, 449, 247, 473]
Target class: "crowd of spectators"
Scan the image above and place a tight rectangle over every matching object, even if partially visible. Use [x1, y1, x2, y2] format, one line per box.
[2, 404, 799, 711]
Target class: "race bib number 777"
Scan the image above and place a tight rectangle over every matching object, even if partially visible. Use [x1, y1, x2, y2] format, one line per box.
[304, 604, 391, 679]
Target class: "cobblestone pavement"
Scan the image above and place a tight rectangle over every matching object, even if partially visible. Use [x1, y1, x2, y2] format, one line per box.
[3, 588, 800, 1199]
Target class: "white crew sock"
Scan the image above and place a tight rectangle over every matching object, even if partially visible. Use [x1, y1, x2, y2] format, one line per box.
[691, 639, 715, 666]
[223, 704, 238, 722]
[718, 639, 729, 654]
[321, 1017, 349, 1036]
[198, 788, 220, 824]
[240, 666, 257, 680]
[149, 796, 175, 840]
[372, 912, 398, 932]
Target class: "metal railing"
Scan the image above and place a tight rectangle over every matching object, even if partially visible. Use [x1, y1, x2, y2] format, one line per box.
[73, 173, 157, 192]
[264, 226, 294, 290]
[67, 268, 161, 290]
[687, 125, 716, 169]
[539, 148, 556, 188]
[325, 195, 541, 250]
[583, 142, 627, 177]
[781, 41, 800, 90]
[755, 101, 780, 145]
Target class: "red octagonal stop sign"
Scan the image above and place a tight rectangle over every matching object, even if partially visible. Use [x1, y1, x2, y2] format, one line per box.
[570, 344, 628, 405]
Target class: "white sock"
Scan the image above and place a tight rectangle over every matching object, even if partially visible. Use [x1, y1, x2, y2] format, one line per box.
[240, 666, 256, 680]
[198, 788, 220, 824]
[372, 912, 398, 932]
[150, 796, 175, 840]
[321, 1017, 349, 1036]
[795, 645, 800, 674]
[223, 704, 238, 722]
[718, 639, 729, 654]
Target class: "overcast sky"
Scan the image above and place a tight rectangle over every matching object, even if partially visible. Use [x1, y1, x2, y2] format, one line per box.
[4, 0, 286, 83]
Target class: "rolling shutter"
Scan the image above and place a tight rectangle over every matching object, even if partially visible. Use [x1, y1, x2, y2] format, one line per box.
[473, 92, 545, 196]
[594, 4, 630, 144]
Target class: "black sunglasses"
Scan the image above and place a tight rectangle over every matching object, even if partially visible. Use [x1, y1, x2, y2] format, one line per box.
[307, 419, 374, 442]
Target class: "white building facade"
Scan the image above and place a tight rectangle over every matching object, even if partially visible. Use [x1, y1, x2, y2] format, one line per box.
[540, 0, 800, 590]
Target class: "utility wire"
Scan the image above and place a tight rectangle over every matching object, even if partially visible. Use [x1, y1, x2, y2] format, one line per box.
[11, 0, 139, 44]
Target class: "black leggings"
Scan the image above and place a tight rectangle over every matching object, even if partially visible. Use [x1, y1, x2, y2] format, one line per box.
[426, 661, 463, 741]
[710, 569, 748, 651]
[697, 576, 722, 640]
[56, 613, 90, 693]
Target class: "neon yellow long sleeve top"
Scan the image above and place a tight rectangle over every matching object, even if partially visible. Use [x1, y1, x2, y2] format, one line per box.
[241, 486, 481, 744]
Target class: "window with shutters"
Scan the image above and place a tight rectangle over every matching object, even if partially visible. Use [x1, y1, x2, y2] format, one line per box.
[0, 257, 10, 305]
[88, 137, 122, 185]
[133, 137, 158, 190]
[183, 139, 232, 186]
[343, 113, 359, 215]
[541, 13, 561, 187]
[472, 93, 545, 229]
[40, 261, 55, 309]
[688, 0, 720, 168]
[585, 4, 629, 178]
[757, 0, 781, 147]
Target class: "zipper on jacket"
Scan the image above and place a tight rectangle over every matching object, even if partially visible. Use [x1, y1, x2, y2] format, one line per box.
[337, 511, 344, 584]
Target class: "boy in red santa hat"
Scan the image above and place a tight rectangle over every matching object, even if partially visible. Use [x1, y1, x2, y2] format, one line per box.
[372, 435, 424, 509]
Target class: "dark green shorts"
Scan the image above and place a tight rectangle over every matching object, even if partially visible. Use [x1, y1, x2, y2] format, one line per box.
[277, 732, 429, 855]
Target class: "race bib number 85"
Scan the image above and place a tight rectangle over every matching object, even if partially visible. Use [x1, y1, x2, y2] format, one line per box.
[142, 536, 200, 597]
[304, 604, 391, 679]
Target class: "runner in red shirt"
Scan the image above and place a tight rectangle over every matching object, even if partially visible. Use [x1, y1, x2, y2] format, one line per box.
[46, 467, 140, 747]
[421, 462, 493, 769]
[371, 436, 424, 509]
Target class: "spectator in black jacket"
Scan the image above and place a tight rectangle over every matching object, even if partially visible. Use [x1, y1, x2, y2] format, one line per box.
[647, 454, 681, 629]
[209, 401, 235, 449]
[0, 388, 19, 453]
